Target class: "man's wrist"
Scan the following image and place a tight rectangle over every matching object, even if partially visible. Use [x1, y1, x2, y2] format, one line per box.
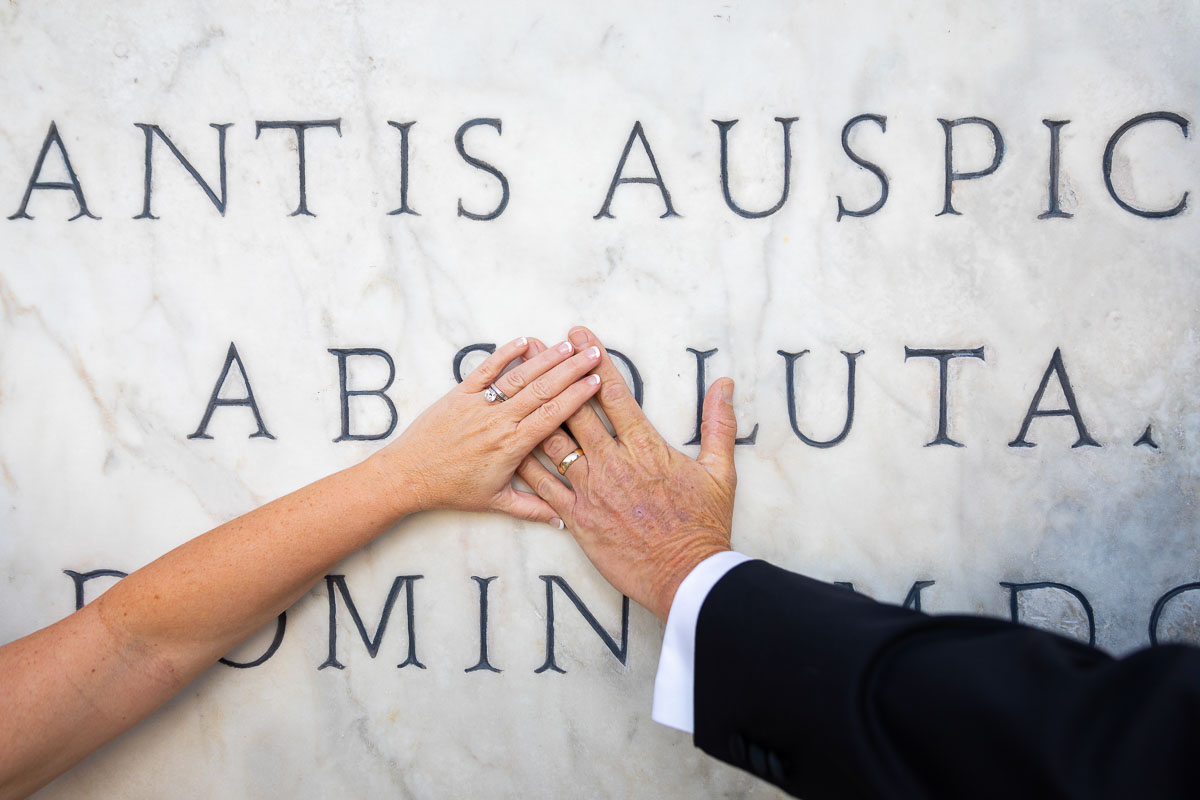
[649, 541, 733, 622]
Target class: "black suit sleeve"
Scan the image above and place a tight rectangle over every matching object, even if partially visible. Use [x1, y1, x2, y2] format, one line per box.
[693, 560, 1200, 799]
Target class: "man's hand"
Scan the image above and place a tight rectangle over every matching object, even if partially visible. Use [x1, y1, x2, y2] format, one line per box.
[517, 326, 739, 622]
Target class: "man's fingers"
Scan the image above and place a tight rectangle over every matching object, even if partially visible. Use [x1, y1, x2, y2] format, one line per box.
[540, 427, 590, 487]
[697, 377, 738, 488]
[565, 399, 616, 455]
[517, 456, 575, 522]
[461, 336, 531, 392]
[566, 326, 654, 442]
[499, 486, 565, 529]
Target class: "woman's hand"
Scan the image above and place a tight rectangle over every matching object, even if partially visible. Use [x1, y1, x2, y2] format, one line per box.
[370, 335, 602, 526]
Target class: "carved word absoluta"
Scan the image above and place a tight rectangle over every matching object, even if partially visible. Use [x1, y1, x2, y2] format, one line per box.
[188, 342, 1156, 451]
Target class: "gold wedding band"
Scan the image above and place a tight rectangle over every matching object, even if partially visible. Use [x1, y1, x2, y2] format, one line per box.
[557, 447, 584, 475]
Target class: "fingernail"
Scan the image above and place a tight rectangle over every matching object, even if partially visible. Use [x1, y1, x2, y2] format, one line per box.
[721, 380, 734, 404]
[557, 340, 573, 355]
[514, 336, 528, 347]
[551, 517, 565, 530]
[585, 346, 600, 361]
[587, 374, 601, 386]
[569, 329, 588, 348]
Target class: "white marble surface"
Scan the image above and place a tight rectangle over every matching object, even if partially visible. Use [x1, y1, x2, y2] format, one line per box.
[1, 1, 1198, 797]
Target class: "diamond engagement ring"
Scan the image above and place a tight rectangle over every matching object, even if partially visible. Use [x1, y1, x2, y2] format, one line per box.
[484, 383, 509, 403]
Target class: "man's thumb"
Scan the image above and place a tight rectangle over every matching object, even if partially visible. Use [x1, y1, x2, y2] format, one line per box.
[697, 377, 738, 486]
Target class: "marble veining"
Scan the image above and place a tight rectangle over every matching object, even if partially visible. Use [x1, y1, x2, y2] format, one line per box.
[1, 1, 1198, 797]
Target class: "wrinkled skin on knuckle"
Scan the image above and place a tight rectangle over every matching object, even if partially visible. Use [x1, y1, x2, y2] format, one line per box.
[591, 455, 635, 494]
[504, 370, 530, 393]
[537, 398, 562, 426]
[700, 417, 736, 441]
[517, 501, 544, 522]
[535, 474, 561, 498]
[625, 431, 656, 454]
[500, 438, 526, 461]
[600, 379, 627, 405]
[472, 364, 496, 385]
[526, 376, 557, 404]
[543, 430, 571, 456]
[560, 446, 736, 607]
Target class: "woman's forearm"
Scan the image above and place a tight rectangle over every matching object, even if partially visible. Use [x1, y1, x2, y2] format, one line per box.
[0, 334, 602, 799]
[0, 454, 415, 799]
[97, 454, 412, 679]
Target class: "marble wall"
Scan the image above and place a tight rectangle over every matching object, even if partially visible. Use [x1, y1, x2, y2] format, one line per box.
[1, 1, 1198, 797]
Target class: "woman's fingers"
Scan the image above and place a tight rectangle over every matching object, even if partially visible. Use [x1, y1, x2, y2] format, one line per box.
[461, 336, 531, 392]
[516, 372, 601, 446]
[492, 339, 576, 401]
[507, 346, 602, 417]
[517, 455, 576, 522]
[539, 427, 589, 487]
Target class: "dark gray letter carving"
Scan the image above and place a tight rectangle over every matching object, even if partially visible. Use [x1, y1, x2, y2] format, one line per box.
[836, 114, 889, 221]
[1103, 111, 1190, 218]
[328, 348, 398, 442]
[1008, 348, 1099, 448]
[188, 342, 275, 440]
[937, 117, 1005, 216]
[685, 348, 758, 446]
[714, 116, 797, 219]
[904, 346, 986, 447]
[779, 349, 864, 448]
[9, 122, 100, 221]
[387, 121, 420, 217]
[535, 576, 629, 674]
[455, 118, 509, 221]
[1000, 581, 1096, 646]
[320, 575, 425, 670]
[134, 123, 231, 219]
[594, 121, 679, 219]
[254, 119, 342, 216]
[1039, 119, 1072, 220]
[465, 576, 501, 673]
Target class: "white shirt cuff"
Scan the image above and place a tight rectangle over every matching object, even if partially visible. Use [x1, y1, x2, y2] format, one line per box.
[651, 550, 751, 734]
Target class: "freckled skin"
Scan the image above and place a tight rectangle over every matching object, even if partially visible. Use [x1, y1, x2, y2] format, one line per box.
[0, 335, 603, 799]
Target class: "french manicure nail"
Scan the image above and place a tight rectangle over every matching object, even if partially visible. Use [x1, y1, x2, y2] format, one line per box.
[515, 336, 528, 347]
[557, 340, 573, 355]
[586, 346, 600, 360]
[551, 517, 565, 530]
[587, 374, 601, 386]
